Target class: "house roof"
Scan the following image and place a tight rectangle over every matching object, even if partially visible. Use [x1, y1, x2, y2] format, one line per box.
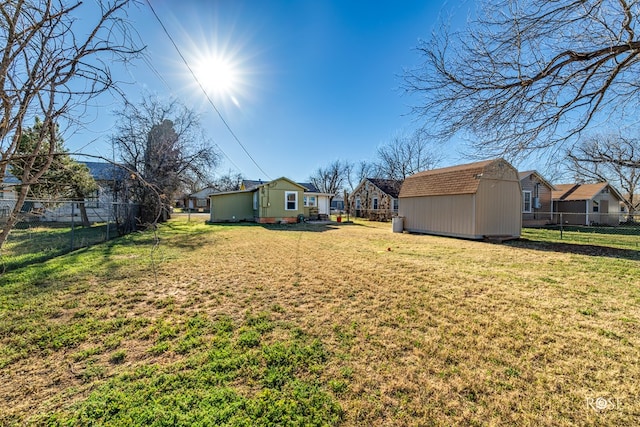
[209, 188, 252, 197]
[241, 179, 326, 194]
[257, 177, 306, 190]
[367, 178, 403, 198]
[552, 184, 579, 200]
[518, 170, 556, 191]
[552, 182, 624, 201]
[3, 162, 126, 185]
[82, 161, 128, 181]
[297, 182, 321, 193]
[214, 177, 306, 197]
[240, 179, 265, 191]
[2, 174, 20, 184]
[190, 187, 218, 198]
[399, 159, 502, 198]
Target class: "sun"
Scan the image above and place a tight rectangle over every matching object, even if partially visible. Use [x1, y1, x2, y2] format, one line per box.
[194, 55, 239, 97]
[177, 16, 254, 109]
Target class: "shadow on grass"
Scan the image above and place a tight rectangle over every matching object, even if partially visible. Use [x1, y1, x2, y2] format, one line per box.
[205, 221, 361, 233]
[507, 238, 640, 261]
[0, 229, 155, 289]
[545, 224, 640, 236]
[260, 222, 342, 232]
[0, 224, 115, 273]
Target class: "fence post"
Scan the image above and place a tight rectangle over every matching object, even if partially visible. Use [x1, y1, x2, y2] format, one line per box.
[70, 201, 75, 250]
[106, 201, 112, 242]
[560, 212, 563, 240]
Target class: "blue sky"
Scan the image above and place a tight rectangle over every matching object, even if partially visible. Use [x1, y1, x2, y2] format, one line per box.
[68, 0, 474, 183]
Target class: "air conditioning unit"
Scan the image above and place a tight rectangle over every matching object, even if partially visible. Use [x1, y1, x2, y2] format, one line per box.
[532, 197, 541, 209]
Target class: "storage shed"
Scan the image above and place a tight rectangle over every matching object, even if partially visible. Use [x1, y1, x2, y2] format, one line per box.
[398, 158, 522, 239]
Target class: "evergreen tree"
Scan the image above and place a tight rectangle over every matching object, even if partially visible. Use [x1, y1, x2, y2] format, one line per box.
[10, 119, 97, 226]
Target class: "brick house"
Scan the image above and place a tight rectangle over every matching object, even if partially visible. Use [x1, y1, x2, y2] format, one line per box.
[350, 178, 402, 221]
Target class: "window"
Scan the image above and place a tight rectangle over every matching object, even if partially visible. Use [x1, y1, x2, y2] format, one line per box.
[253, 192, 258, 210]
[373, 197, 379, 210]
[522, 191, 532, 213]
[355, 197, 361, 210]
[392, 199, 398, 212]
[304, 195, 316, 207]
[85, 189, 99, 208]
[593, 201, 599, 212]
[285, 191, 298, 210]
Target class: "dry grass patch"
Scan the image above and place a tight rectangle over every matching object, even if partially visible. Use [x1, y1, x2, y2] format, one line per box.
[1, 217, 639, 425]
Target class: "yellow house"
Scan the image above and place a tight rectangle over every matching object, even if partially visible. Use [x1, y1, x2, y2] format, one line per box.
[210, 177, 308, 224]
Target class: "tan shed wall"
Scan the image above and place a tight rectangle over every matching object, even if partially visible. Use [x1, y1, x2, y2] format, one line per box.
[399, 194, 478, 238]
[475, 180, 522, 237]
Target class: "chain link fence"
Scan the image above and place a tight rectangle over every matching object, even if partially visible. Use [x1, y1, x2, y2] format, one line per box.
[524, 211, 640, 230]
[0, 199, 139, 272]
[522, 211, 640, 251]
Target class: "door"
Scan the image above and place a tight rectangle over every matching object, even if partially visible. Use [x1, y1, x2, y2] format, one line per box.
[599, 200, 610, 224]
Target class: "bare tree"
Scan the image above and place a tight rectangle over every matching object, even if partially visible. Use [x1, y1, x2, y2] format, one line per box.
[567, 134, 640, 218]
[345, 160, 375, 192]
[0, 0, 142, 248]
[403, 0, 640, 159]
[210, 171, 243, 193]
[309, 160, 348, 199]
[374, 130, 441, 180]
[111, 95, 220, 224]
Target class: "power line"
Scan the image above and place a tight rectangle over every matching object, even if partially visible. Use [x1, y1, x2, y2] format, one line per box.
[145, 0, 272, 180]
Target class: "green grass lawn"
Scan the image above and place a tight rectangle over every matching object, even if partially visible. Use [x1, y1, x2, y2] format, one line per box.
[0, 222, 114, 272]
[521, 226, 640, 253]
[0, 218, 639, 426]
